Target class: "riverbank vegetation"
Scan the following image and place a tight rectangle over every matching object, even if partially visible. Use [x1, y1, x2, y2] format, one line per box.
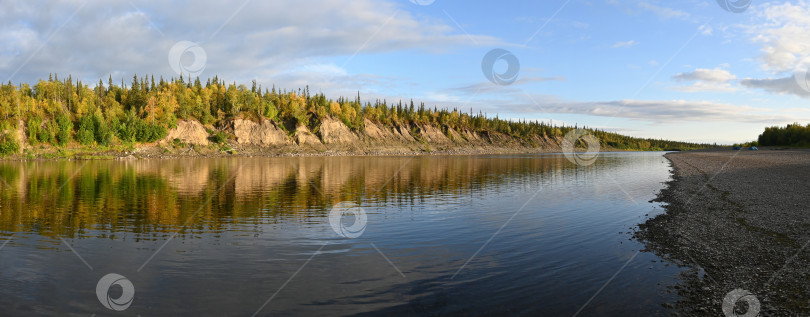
[758, 123, 810, 147]
[0, 75, 712, 156]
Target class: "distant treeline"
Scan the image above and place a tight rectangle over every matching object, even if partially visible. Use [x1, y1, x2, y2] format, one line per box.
[0, 74, 712, 155]
[758, 123, 810, 147]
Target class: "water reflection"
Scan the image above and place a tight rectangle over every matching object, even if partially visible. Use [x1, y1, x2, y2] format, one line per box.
[0, 156, 581, 237]
[0, 153, 681, 316]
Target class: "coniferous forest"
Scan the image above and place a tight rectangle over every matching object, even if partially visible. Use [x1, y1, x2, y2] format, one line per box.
[757, 123, 810, 147]
[0, 75, 714, 156]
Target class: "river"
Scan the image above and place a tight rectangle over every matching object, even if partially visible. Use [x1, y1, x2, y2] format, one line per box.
[0, 152, 684, 316]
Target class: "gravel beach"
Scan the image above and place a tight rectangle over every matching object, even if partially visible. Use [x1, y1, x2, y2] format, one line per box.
[636, 148, 810, 316]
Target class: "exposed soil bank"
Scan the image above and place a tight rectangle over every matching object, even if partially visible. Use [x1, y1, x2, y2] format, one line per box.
[5, 117, 583, 160]
[636, 148, 810, 316]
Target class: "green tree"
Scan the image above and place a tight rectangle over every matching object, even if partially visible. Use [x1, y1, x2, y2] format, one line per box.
[55, 113, 72, 146]
[93, 114, 112, 146]
[76, 115, 95, 145]
[0, 121, 19, 156]
[26, 118, 41, 145]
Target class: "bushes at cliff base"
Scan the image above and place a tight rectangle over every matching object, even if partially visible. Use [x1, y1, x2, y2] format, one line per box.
[0, 121, 20, 156]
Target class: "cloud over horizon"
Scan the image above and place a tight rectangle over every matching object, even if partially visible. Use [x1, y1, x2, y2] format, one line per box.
[502, 97, 802, 124]
[0, 0, 499, 85]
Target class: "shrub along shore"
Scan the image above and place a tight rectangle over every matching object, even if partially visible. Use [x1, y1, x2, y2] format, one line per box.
[0, 75, 713, 159]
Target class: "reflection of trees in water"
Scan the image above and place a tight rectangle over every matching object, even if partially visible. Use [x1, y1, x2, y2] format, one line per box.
[0, 155, 597, 237]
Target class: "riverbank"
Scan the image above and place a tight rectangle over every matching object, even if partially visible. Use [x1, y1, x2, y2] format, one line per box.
[3, 141, 575, 161]
[636, 148, 810, 316]
[2, 145, 635, 160]
[3, 117, 641, 160]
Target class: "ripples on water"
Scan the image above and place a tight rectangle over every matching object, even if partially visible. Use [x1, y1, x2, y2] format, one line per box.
[0, 152, 682, 316]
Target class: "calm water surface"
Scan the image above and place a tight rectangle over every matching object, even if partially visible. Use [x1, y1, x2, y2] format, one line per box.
[0, 153, 684, 316]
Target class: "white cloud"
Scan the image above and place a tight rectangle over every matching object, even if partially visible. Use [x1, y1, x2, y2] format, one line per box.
[638, 2, 691, 20]
[446, 77, 566, 95]
[611, 40, 638, 48]
[425, 92, 463, 103]
[673, 68, 736, 82]
[699, 24, 713, 36]
[735, 2, 810, 98]
[671, 68, 738, 92]
[740, 76, 810, 98]
[296, 64, 348, 77]
[0, 0, 500, 85]
[672, 81, 737, 92]
[508, 97, 800, 124]
[748, 1, 810, 72]
[415, 91, 802, 126]
[0, 25, 38, 68]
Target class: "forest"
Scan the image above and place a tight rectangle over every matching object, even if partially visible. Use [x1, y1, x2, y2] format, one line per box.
[0, 74, 713, 156]
[758, 123, 810, 147]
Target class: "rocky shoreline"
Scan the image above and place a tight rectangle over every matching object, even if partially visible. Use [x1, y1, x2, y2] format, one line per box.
[4, 141, 575, 161]
[635, 148, 810, 316]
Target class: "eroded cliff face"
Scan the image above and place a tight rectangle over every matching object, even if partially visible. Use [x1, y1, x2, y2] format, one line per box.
[163, 120, 210, 146]
[160, 116, 564, 154]
[15, 120, 26, 153]
[361, 120, 416, 144]
[294, 124, 322, 147]
[418, 124, 451, 144]
[319, 117, 359, 145]
[361, 119, 394, 143]
[231, 118, 289, 146]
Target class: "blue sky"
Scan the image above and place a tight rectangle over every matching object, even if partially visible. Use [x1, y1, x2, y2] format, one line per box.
[2, 0, 810, 143]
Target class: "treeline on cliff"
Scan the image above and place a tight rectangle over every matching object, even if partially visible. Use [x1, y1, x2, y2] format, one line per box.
[0, 74, 711, 155]
[758, 123, 810, 147]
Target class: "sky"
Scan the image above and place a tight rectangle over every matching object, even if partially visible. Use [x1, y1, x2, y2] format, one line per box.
[2, 0, 810, 144]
